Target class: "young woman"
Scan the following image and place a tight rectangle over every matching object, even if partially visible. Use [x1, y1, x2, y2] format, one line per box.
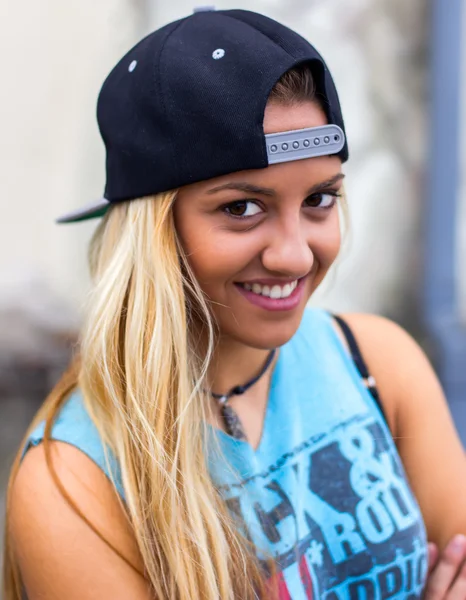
[3, 8, 466, 600]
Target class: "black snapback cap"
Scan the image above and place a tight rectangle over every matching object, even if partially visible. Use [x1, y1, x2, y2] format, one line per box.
[57, 7, 348, 224]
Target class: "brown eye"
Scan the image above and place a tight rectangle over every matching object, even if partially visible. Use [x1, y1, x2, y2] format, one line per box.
[227, 201, 248, 216]
[224, 200, 262, 218]
[304, 192, 338, 209]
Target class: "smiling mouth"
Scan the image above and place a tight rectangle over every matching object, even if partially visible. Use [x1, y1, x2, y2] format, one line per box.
[235, 280, 299, 300]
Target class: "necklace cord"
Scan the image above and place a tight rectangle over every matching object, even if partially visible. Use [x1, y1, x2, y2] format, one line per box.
[210, 348, 276, 402]
[210, 348, 276, 442]
[209, 348, 277, 441]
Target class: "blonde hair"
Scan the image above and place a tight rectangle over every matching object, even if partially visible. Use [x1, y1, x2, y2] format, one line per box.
[3, 192, 274, 599]
[3, 64, 330, 600]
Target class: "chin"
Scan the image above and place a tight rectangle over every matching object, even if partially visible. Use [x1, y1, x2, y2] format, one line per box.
[221, 308, 307, 350]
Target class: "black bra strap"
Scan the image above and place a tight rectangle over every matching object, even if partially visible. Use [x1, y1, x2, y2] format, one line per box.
[332, 314, 387, 423]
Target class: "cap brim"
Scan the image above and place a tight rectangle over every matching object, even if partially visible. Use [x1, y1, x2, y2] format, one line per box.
[55, 198, 110, 224]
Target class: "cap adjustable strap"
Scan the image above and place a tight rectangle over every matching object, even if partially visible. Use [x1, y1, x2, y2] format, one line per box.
[266, 124, 345, 165]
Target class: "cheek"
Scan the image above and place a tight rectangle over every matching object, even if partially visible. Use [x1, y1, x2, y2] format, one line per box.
[175, 210, 219, 285]
[325, 224, 342, 265]
[312, 214, 342, 270]
[177, 225, 260, 293]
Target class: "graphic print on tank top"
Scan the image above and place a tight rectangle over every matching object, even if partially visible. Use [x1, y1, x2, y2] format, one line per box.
[208, 310, 428, 600]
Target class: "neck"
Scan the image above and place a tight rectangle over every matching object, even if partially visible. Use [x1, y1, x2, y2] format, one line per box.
[207, 337, 274, 396]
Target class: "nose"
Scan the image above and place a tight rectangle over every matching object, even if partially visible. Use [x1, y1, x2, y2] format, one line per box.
[261, 217, 314, 278]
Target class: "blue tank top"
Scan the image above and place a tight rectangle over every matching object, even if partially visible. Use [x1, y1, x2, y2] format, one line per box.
[24, 308, 428, 599]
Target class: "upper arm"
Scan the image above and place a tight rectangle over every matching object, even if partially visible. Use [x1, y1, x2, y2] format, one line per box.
[341, 313, 466, 550]
[9, 441, 153, 600]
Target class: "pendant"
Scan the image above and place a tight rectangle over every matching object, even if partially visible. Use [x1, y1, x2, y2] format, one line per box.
[221, 404, 247, 441]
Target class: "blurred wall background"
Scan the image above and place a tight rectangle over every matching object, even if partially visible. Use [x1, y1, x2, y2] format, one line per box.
[0, 0, 448, 585]
[460, 0, 466, 323]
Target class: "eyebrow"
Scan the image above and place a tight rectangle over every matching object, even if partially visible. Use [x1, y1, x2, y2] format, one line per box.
[207, 173, 345, 197]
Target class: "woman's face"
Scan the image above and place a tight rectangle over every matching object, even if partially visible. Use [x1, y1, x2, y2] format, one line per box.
[174, 101, 343, 349]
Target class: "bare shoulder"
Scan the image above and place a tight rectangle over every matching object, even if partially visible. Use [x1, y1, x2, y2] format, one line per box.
[9, 441, 151, 600]
[337, 312, 466, 548]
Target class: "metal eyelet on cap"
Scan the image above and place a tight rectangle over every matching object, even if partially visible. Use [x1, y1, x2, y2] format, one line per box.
[212, 48, 225, 60]
[128, 60, 138, 72]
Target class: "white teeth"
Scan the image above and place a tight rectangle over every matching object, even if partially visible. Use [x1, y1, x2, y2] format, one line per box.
[282, 283, 292, 297]
[241, 280, 299, 299]
[270, 285, 282, 299]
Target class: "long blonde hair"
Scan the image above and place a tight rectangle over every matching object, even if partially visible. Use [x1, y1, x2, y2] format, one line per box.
[3, 64, 323, 600]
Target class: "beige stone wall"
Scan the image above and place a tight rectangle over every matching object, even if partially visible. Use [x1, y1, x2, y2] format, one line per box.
[0, 0, 148, 331]
[0, 0, 156, 390]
